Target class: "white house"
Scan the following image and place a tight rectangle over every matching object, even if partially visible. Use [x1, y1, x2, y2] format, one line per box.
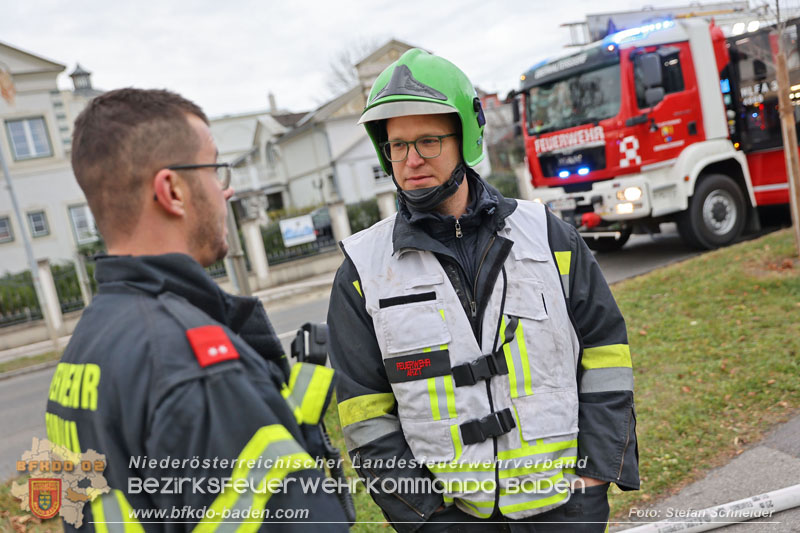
[0, 41, 101, 274]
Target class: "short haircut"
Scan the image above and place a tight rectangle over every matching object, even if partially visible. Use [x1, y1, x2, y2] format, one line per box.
[71, 88, 208, 244]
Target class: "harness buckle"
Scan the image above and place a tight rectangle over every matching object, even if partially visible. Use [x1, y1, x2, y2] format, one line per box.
[459, 408, 516, 445]
[452, 352, 508, 387]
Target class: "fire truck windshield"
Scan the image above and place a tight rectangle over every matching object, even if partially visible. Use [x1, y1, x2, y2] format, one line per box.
[526, 61, 621, 135]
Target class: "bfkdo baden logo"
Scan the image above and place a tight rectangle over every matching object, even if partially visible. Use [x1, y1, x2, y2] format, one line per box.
[28, 478, 62, 519]
[12, 438, 110, 527]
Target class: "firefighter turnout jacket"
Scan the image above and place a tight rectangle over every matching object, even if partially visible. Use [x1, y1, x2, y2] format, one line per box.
[327, 178, 639, 529]
[45, 254, 347, 532]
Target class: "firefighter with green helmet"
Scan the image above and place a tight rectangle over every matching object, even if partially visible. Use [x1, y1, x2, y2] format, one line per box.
[327, 49, 639, 531]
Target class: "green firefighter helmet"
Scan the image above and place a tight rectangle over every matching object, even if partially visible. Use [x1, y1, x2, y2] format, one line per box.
[359, 48, 486, 174]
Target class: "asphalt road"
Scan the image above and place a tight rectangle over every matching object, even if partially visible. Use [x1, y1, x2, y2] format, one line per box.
[0, 223, 705, 480]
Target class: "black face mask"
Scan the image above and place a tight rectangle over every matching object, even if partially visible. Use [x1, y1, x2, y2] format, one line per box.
[396, 162, 466, 212]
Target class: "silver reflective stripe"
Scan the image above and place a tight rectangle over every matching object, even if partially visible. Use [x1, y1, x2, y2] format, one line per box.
[433, 376, 454, 419]
[101, 492, 124, 533]
[560, 274, 570, 298]
[216, 439, 305, 533]
[428, 469, 495, 480]
[343, 415, 401, 450]
[580, 367, 634, 393]
[287, 364, 315, 409]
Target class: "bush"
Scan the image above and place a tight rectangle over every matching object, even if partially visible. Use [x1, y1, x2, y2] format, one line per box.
[347, 199, 380, 233]
[486, 172, 520, 199]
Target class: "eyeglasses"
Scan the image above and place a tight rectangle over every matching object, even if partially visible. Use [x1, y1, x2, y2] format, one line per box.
[167, 163, 232, 189]
[380, 133, 457, 162]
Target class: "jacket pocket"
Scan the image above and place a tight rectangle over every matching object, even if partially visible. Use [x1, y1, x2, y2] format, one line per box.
[377, 301, 451, 355]
[399, 417, 455, 463]
[512, 388, 579, 441]
[503, 278, 572, 391]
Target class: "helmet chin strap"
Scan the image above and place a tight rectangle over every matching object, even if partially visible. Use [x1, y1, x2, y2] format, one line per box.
[396, 162, 466, 212]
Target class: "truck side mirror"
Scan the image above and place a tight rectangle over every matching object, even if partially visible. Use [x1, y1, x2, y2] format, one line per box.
[639, 53, 663, 88]
[645, 87, 665, 107]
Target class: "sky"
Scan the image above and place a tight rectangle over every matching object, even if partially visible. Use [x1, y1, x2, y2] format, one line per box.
[2, 0, 711, 118]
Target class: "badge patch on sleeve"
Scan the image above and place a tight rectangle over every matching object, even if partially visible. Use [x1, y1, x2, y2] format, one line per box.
[186, 325, 240, 367]
[384, 350, 451, 383]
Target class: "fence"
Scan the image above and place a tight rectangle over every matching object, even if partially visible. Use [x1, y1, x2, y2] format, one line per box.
[0, 199, 383, 329]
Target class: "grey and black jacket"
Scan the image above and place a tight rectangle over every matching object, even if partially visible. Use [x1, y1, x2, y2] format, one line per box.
[327, 171, 638, 530]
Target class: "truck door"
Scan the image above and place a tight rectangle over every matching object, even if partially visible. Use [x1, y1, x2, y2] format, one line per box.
[626, 43, 704, 167]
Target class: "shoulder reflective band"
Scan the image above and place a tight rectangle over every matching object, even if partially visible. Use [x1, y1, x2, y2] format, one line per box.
[91, 490, 144, 533]
[281, 362, 334, 425]
[338, 393, 396, 427]
[554, 251, 571, 298]
[195, 425, 315, 533]
[581, 344, 632, 370]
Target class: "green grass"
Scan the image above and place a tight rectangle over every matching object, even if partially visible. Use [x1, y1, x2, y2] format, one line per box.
[606, 228, 800, 516]
[3, 229, 798, 528]
[0, 351, 60, 375]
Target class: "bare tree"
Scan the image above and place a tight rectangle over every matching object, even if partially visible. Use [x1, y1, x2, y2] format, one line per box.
[325, 37, 384, 98]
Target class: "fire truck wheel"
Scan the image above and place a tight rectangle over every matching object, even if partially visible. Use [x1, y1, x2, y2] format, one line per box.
[583, 228, 632, 253]
[677, 174, 746, 250]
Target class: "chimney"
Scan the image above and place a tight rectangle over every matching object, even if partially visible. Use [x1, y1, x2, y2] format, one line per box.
[268, 92, 277, 114]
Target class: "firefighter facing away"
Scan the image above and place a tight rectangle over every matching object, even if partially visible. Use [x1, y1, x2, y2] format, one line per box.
[46, 88, 348, 531]
[327, 49, 639, 531]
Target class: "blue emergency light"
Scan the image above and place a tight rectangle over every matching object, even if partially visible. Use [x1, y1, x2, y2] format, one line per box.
[558, 170, 570, 178]
[577, 167, 590, 176]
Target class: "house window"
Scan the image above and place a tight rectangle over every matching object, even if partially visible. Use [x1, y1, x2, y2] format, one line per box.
[27, 211, 49, 237]
[0, 217, 13, 243]
[266, 192, 284, 211]
[373, 165, 390, 182]
[5, 117, 53, 160]
[68, 205, 99, 244]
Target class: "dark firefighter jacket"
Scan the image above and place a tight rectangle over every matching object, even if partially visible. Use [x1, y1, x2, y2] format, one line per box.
[45, 253, 348, 532]
[327, 171, 639, 531]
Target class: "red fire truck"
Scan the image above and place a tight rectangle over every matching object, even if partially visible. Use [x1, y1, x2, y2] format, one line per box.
[517, 17, 798, 250]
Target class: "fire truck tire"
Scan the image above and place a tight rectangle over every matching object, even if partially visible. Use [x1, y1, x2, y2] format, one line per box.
[677, 174, 746, 250]
[583, 228, 632, 253]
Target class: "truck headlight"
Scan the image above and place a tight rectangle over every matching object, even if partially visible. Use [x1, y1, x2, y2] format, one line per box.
[617, 187, 643, 202]
[616, 202, 634, 214]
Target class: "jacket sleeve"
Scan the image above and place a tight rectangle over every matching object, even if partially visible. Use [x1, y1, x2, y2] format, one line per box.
[547, 211, 640, 490]
[145, 364, 349, 532]
[327, 255, 444, 532]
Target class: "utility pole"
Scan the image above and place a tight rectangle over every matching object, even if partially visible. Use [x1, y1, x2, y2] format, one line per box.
[0, 63, 61, 349]
[773, 1, 800, 255]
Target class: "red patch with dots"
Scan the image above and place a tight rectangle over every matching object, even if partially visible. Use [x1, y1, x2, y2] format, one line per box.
[186, 325, 240, 367]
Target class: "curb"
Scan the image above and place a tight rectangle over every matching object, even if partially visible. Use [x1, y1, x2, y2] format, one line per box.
[0, 360, 59, 382]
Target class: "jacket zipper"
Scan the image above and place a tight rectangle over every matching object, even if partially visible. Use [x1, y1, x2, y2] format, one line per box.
[471, 236, 496, 318]
[455, 219, 463, 238]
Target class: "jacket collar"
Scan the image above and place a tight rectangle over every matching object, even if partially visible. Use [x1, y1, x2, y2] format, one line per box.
[94, 253, 257, 331]
[391, 168, 517, 256]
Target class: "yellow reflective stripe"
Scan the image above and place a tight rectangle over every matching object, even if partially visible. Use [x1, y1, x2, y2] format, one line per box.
[280, 383, 303, 426]
[298, 365, 334, 425]
[196, 425, 314, 533]
[439, 309, 445, 321]
[352, 280, 363, 298]
[501, 318, 519, 398]
[554, 251, 571, 275]
[459, 498, 494, 518]
[428, 461, 495, 474]
[500, 488, 569, 515]
[497, 438, 578, 461]
[338, 393, 395, 426]
[499, 457, 577, 478]
[443, 375, 457, 418]
[582, 344, 632, 370]
[428, 377, 442, 420]
[450, 424, 462, 460]
[114, 491, 144, 533]
[92, 495, 108, 533]
[515, 320, 533, 396]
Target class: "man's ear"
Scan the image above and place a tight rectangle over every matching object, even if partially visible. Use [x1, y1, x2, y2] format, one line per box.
[152, 169, 187, 217]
